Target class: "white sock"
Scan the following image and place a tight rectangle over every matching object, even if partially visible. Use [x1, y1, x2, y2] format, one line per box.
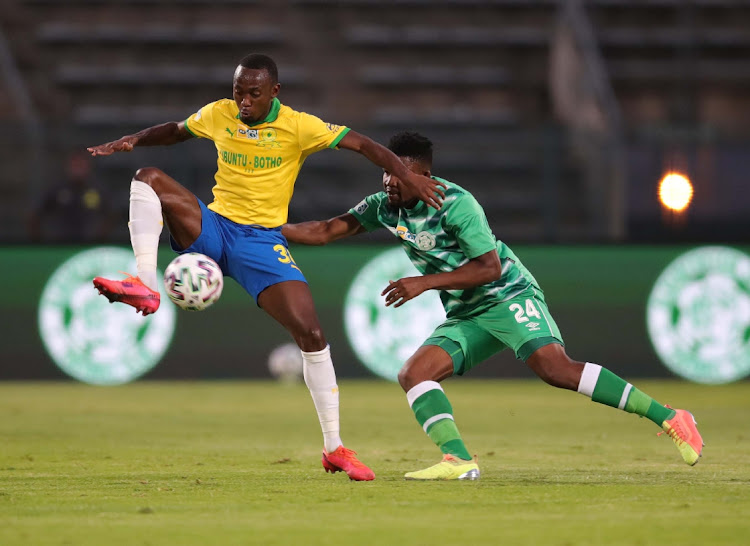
[576, 362, 602, 397]
[128, 180, 163, 290]
[301, 345, 342, 453]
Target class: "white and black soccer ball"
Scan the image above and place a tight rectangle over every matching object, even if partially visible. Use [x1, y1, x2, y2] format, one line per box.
[163, 253, 223, 311]
[268, 343, 304, 383]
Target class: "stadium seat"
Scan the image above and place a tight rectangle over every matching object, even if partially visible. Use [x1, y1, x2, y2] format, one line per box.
[345, 25, 548, 47]
[37, 22, 283, 45]
[358, 65, 511, 87]
[57, 64, 307, 86]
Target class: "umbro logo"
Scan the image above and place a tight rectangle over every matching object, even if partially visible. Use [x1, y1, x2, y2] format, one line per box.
[526, 322, 541, 331]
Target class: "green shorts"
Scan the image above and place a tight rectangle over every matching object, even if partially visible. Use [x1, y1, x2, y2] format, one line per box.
[423, 288, 564, 376]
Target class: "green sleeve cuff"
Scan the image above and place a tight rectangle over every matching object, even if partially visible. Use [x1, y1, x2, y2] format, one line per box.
[183, 118, 200, 138]
[329, 127, 351, 149]
[348, 209, 380, 232]
[464, 244, 498, 260]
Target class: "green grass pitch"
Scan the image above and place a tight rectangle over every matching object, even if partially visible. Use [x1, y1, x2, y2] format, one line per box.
[1, 379, 749, 545]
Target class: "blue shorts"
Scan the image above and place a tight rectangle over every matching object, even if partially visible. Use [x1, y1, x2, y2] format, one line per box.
[170, 199, 307, 301]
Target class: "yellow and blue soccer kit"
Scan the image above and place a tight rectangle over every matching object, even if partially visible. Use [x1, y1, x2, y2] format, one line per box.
[176, 97, 350, 299]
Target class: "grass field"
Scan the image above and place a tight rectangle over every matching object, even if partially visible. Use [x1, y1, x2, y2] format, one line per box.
[1, 379, 748, 545]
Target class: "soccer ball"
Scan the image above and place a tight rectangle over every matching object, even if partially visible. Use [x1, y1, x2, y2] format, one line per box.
[268, 343, 304, 383]
[163, 253, 223, 311]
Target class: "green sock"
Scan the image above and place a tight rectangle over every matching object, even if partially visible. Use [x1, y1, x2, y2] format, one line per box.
[407, 381, 472, 461]
[577, 363, 675, 426]
[624, 388, 675, 425]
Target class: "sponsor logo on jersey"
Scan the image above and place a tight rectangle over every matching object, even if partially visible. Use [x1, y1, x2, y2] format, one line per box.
[395, 226, 416, 243]
[38, 247, 176, 385]
[326, 123, 341, 133]
[253, 156, 282, 169]
[416, 231, 436, 251]
[646, 246, 750, 384]
[257, 128, 281, 148]
[219, 149, 248, 167]
[354, 200, 369, 214]
[344, 248, 445, 381]
[238, 127, 259, 140]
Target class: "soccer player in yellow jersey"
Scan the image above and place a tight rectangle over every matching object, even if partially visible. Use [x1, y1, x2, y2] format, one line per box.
[86, 54, 445, 481]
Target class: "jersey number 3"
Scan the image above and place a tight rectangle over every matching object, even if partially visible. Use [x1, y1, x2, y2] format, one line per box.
[509, 299, 541, 323]
[273, 244, 301, 271]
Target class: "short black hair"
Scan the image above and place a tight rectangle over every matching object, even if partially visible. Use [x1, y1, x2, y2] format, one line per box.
[387, 131, 433, 164]
[238, 54, 278, 84]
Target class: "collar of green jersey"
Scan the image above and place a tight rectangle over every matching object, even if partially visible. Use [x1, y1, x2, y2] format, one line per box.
[236, 98, 281, 126]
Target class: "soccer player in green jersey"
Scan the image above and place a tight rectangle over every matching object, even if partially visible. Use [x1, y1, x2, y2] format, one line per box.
[282, 131, 705, 480]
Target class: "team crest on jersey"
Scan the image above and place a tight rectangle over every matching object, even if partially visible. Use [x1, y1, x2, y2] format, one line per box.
[257, 128, 281, 148]
[416, 231, 436, 250]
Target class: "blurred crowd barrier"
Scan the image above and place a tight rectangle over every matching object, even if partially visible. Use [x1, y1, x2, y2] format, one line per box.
[4, 122, 750, 247]
[3, 123, 601, 244]
[2, 244, 748, 383]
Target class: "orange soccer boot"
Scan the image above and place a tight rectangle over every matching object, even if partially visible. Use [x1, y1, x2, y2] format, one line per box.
[93, 274, 160, 316]
[321, 446, 375, 481]
[660, 406, 704, 465]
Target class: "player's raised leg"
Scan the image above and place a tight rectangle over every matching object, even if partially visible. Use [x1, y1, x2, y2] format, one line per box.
[398, 345, 479, 480]
[93, 167, 202, 315]
[526, 343, 704, 465]
[258, 280, 374, 481]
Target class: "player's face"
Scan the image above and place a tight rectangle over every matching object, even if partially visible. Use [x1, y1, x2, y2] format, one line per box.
[233, 67, 280, 125]
[383, 157, 427, 208]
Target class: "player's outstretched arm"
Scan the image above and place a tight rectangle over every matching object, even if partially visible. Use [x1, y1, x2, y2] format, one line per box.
[337, 130, 447, 209]
[282, 213, 365, 246]
[383, 249, 502, 307]
[87, 121, 194, 156]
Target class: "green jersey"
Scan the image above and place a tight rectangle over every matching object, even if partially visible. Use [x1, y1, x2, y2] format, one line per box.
[349, 177, 542, 318]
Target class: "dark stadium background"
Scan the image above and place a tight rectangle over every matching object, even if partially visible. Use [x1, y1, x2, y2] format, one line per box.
[1, 0, 748, 380]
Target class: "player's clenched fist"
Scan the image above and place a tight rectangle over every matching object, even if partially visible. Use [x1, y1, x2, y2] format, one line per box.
[87, 136, 138, 156]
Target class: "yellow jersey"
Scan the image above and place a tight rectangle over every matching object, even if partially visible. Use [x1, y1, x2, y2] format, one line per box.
[184, 98, 349, 227]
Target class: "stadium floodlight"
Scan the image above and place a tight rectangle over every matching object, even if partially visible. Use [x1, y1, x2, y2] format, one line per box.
[658, 172, 693, 212]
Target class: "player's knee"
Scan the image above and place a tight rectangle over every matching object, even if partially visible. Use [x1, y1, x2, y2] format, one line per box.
[397, 361, 434, 392]
[134, 167, 165, 187]
[536, 357, 579, 390]
[295, 327, 326, 352]
[397, 366, 414, 392]
[536, 363, 562, 388]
